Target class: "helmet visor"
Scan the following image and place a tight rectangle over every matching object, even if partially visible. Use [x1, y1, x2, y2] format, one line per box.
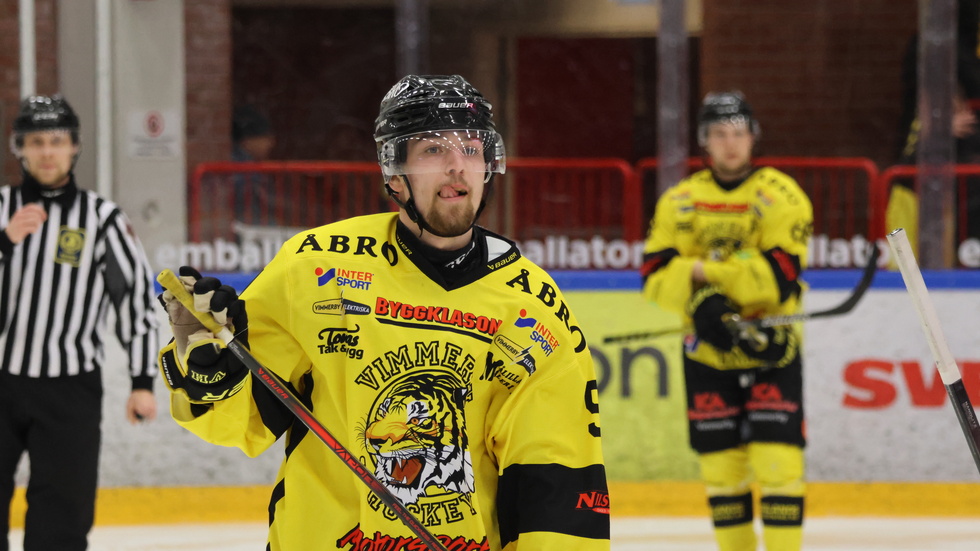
[379, 129, 506, 177]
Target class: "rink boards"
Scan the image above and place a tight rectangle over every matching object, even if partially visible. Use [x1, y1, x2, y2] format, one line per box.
[14, 268, 978, 526]
[559, 269, 980, 483]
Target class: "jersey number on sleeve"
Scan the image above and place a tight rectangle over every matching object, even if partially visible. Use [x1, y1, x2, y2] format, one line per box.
[585, 379, 601, 437]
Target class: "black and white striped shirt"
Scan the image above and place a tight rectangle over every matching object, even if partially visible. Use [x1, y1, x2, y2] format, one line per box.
[0, 175, 158, 389]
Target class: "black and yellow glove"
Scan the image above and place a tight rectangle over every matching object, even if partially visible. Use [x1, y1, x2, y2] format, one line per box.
[158, 267, 249, 403]
[688, 286, 739, 351]
[736, 324, 797, 365]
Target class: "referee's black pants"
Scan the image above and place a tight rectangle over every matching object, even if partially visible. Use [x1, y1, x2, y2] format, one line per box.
[0, 370, 102, 551]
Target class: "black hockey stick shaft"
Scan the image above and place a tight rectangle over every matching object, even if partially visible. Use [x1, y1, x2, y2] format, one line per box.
[158, 270, 449, 551]
[603, 242, 881, 344]
[946, 380, 980, 472]
[886, 229, 980, 475]
[753, 241, 880, 328]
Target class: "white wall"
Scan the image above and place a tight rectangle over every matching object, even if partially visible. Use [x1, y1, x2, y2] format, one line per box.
[58, 0, 187, 267]
[58, 1, 97, 192]
[110, 0, 187, 263]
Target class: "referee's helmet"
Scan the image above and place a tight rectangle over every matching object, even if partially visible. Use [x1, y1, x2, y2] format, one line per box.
[11, 94, 81, 152]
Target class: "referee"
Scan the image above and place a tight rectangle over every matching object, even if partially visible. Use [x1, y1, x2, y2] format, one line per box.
[0, 95, 159, 551]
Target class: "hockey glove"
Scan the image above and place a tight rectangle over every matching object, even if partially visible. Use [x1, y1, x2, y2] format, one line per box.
[688, 286, 739, 351]
[736, 324, 797, 365]
[158, 266, 249, 403]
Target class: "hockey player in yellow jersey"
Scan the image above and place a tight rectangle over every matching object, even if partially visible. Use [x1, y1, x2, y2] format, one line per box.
[642, 91, 813, 551]
[157, 75, 610, 550]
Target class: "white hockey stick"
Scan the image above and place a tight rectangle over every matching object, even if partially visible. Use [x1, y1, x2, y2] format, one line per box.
[886, 228, 980, 475]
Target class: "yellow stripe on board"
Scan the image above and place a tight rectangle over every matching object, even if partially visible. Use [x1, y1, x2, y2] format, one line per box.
[8, 482, 980, 527]
[612, 481, 980, 517]
[9, 486, 269, 527]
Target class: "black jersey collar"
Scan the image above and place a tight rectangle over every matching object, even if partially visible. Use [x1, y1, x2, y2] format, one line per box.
[711, 166, 761, 191]
[394, 222, 521, 291]
[20, 171, 78, 209]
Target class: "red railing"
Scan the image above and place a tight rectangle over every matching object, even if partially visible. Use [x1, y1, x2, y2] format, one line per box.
[190, 157, 890, 247]
[880, 164, 980, 244]
[189, 161, 385, 242]
[190, 158, 643, 243]
[488, 158, 642, 242]
[760, 157, 884, 241]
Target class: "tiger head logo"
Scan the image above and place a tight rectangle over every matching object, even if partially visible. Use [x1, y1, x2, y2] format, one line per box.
[363, 371, 474, 504]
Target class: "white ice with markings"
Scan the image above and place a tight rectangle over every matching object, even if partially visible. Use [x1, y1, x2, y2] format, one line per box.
[8, 517, 980, 550]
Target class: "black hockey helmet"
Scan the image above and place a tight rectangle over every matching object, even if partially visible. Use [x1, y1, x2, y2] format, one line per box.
[697, 91, 760, 146]
[375, 74, 495, 142]
[12, 94, 80, 148]
[373, 75, 505, 238]
[374, 75, 505, 178]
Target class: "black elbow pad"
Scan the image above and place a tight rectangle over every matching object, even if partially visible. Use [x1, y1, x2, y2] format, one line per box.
[763, 248, 802, 303]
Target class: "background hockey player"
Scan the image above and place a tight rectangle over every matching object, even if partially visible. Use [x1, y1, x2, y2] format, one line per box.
[0, 95, 159, 551]
[640, 91, 813, 551]
[158, 74, 610, 550]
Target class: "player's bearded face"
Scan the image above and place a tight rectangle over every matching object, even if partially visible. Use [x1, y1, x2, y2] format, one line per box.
[704, 121, 754, 180]
[400, 132, 487, 237]
[418, 181, 479, 237]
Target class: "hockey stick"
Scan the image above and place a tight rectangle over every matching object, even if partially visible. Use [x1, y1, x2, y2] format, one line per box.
[602, 242, 881, 344]
[886, 229, 980, 475]
[157, 270, 450, 551]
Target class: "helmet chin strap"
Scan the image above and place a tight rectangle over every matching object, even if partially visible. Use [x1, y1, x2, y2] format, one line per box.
[384, 176, 439, 237]
[385, 175, 494, 240]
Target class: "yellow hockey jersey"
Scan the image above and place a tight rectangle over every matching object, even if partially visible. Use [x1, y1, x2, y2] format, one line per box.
[167, 212, 609, 550]
[641, 167, 813, 369]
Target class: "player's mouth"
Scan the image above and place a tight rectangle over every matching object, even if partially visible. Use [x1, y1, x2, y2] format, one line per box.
[438, 185, 468, 199]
